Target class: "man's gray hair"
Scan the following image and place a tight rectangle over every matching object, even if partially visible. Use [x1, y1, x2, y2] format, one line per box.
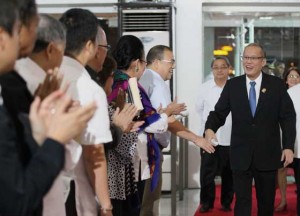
[33, 14, 66, 53]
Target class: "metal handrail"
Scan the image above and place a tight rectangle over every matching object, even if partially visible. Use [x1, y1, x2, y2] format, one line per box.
[170, 115, 189, 215]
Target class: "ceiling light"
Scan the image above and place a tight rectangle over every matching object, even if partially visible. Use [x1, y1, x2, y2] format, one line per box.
[213, 50, 228, 56]
[259, 16, 273, 20]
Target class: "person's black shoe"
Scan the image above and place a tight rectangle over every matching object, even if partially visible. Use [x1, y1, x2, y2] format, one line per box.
[199, 204, 210, 213]
[221, 205, 232, 212]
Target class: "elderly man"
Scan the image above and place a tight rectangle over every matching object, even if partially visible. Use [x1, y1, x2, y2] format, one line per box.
[15, 14, 70, 216]
[16, 14, 65, 95]
[139, 45, 214, 216]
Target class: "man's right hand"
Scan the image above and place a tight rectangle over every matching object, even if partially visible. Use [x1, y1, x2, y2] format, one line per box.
[205, 129, 218, 147]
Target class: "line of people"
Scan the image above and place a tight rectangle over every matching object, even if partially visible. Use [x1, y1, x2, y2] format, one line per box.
[0, 1, 215, 216]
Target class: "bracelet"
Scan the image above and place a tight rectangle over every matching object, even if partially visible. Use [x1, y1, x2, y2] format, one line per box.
[101, 205, 113, 214]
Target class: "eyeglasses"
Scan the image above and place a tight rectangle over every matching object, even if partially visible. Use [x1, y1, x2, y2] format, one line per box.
[160, 59, 176, 65]
[240, 56, 264, 61]
[212, 66, 229, 70]
[287, 74, 300, 79]
[139, 59, 147, 65]
[98, 44, 111, 51]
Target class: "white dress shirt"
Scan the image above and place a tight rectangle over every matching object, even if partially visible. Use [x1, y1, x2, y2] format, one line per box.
[60, 56, 112, 216]
[15, 58, 46, 95]
[61, 56, 112, 145]
[139, 69, 171, 147]
[133, 113, 168, 181]
[15, 57, 84, 216]
[288, 83, 300, 158]
[195, 79, 232, 146]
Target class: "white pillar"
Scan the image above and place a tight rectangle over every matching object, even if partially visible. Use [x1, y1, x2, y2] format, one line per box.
[175, 0, 203, 188]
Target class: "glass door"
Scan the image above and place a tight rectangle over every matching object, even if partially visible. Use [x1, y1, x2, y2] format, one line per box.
[202, 1, 300, 80]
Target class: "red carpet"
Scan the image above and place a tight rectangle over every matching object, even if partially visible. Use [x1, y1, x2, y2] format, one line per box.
[194, 184, 297, 216]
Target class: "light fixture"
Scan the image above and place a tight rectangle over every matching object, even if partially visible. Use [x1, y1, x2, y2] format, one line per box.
[221, 45, 233, 52]
[259, 16, 273, 20]
[213, 50, 228, 56]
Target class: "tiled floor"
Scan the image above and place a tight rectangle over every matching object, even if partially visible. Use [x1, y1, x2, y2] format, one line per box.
[159, 189, 200, 216]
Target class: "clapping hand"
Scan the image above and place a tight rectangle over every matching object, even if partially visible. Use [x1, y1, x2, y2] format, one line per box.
[29, 90, 97, 145]
[164, 97, 187, 116]
[34, 67, 62, 100]
[114, 88, 126, 111]
[170, 97, 187, 115]
[112, 103, 144, 133]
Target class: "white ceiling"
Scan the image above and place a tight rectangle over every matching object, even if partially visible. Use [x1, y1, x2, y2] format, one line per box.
[203, 1, 300, 27]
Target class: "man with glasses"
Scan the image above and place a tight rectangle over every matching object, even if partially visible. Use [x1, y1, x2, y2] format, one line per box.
[59, 9, 113, 216]
[205, 43, 296, 216]
[86, 25, 110, 83]
[139, 45, 214, 216]
[196, 56, 233, 213]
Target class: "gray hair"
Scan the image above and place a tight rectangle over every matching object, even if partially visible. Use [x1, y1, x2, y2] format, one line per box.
[33, 14, 66, 53]
[211, 56, 231, 68]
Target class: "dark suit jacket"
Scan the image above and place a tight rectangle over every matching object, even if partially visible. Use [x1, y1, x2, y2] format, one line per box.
[0, 71, 34, 165]
[205, 73, 296, 171]
[0, 71, 33, 116]
[0, 71, 65, 215]
[0, 107, 65, 216]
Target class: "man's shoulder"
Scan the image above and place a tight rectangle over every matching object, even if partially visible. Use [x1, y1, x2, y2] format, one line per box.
[200, 79, 214, 88]
[226, 74, 256, 88]
[139, 69, 157, 93]
[0, 71, 26, 87]
[229, 74, 245, 82]
[140, 69, 156, 83]
[78, 74, 103, 92]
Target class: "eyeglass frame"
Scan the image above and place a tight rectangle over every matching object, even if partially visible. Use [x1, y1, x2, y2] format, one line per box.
[212, 66, 229, 70]
[160, 59, 176, 65]
[240, 56, 265, 61]
[287, 74, 300, 79]
[98, 44, 111, 51]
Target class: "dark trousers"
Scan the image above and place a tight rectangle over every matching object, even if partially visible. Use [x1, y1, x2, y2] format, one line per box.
[200, 145, 233, 208]
[232, 164, 276, 216]
[111, 196, 140, 216]
[294, 158, 300, 216]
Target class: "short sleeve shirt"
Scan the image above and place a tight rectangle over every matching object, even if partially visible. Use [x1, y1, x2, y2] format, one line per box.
[60, 56, 112, 145]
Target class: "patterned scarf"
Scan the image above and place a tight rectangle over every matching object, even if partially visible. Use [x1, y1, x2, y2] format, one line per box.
[108, 70, 161, 191]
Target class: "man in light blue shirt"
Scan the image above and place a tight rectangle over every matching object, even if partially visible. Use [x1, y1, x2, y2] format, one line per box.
[139, 45, 214, 216]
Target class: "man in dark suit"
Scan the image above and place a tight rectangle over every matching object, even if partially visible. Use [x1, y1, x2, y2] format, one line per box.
[205, 43, 296, 216]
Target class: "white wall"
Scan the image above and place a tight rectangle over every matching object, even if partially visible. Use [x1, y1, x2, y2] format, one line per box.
[175, 0, 203, 188]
